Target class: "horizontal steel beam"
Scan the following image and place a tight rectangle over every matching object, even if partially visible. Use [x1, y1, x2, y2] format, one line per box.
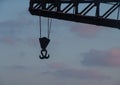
[29, 0, 120, 29]
[30, 0, 120, 3]
[29, 9, 120, 29]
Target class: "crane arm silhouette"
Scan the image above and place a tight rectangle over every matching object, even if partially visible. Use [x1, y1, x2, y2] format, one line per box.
[29, 0, 120, 29]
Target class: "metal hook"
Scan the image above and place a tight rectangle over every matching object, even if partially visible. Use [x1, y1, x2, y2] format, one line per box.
[39, 37, 50, 59]
[39, 49, 50, 59]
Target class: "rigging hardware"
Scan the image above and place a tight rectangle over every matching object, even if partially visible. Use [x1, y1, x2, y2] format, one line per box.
[39, 37, 50, 59]
[39, 17, 52, 59]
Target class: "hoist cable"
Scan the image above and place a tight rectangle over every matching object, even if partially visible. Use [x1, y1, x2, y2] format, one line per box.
[48, 18, 49, 38]
[48, 18, 52, 38]
[39, 16, 52, 39]
[39, 16, 42, 38]
[117, 5, 120, 20]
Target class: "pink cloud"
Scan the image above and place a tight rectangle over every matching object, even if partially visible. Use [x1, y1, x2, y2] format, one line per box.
[82, 48, 120, 67]
[71, 24, 103, 38]
[49, 62, 65, 69]
[0, 36, 17, 45]
[107, 48, 120, 67]
[0, 36, 38, 47]
[45, 62, 110, 80]
[110, 48, 120, 57]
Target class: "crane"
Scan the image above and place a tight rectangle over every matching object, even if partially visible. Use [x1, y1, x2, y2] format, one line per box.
[29, 0, 120, 29]
[28, 0, 120, 59]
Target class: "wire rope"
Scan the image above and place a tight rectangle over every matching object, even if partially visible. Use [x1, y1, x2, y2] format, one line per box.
[39, 16, 52, 39]
[117, 4, 120, 20]
[39, 16, 42, 38]
[48, 18, 52, 38]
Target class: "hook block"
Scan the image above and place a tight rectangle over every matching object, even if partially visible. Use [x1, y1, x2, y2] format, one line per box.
[39, 37, 50, 50]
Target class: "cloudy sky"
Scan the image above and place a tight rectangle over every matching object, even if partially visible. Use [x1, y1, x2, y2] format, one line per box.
[0, 0, 120, 85]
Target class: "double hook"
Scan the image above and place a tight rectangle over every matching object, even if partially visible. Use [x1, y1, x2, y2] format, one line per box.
[39, 49, 50, 59]
[39, 37, 50, 59]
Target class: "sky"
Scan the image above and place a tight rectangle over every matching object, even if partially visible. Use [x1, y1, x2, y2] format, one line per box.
[0, 0, 120, 85]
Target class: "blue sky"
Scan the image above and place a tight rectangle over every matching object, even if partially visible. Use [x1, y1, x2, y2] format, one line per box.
[0, 0, 120, 85]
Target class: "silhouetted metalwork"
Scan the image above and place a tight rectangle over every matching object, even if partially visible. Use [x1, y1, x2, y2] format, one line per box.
[29, 0, 120, 29]
[39, 37, 50, 59]
[38, 16, 51, 60]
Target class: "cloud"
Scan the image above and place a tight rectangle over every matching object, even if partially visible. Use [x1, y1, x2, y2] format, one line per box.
[43, 62, 110, 80]
[0, 36, 23, 45]
[0, 11, 34, 39]
[71, 24, 103, 38]
[0, 15, 37, 46]
[0, 36, 16, 45]
[0, 16, 32, 28]
[0, 36, 38, 48]
[0, 10, 39, 47]
[81, 48, 120, 67]
[3, 65, 29, 71]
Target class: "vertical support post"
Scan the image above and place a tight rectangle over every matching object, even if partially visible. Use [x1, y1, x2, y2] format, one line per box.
[72, 0, 78, 14]
[57, 0, 61, 12]
[42, 0, 46, 9]
[75, 2, 78, 14]
[95, 0, 100, 17]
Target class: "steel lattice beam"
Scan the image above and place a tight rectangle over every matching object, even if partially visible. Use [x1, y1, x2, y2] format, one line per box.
[29, 0, 120, 29]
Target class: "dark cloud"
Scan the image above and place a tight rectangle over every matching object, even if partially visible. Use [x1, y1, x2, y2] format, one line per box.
[81, 48, 120, 67]
[43, 62, 110, 80]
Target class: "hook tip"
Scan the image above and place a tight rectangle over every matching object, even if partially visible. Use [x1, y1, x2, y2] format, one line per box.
[45, 54, 50, 59]
[39, 55, 44, 59]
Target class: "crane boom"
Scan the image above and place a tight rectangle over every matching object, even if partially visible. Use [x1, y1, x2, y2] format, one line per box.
[29, 0, 120, 29]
